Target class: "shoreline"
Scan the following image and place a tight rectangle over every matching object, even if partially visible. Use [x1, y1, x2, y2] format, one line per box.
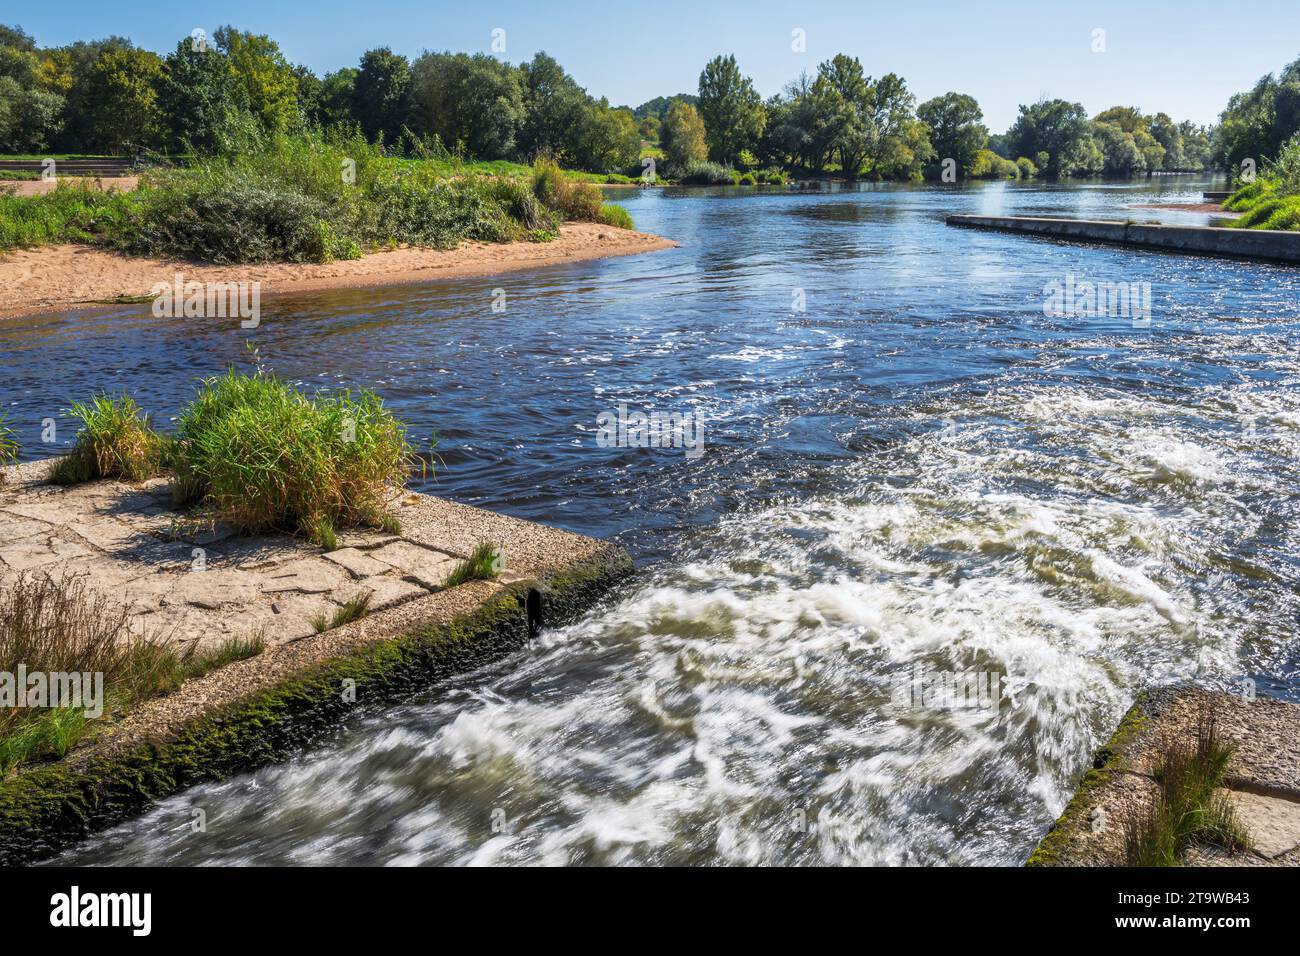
[0, 458, 633, 864]
[0, 222, 677, 320]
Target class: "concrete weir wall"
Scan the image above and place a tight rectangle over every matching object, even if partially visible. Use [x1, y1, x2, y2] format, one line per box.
[947, 214, 1300, 265]
[0, 461, 634, 864]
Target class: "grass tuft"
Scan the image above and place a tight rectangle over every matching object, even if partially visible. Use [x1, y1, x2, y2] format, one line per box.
[0, 412, 18, 484]
[48, 394, 162, 485]
[311, 592, 372, 634]
[1122, 702, 1253, 865]
[443, 541, 503, 588]
[171, 370, 418, 545]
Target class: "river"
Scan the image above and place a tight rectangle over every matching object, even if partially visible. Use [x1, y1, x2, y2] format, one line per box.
[4, 176, 1299, 865]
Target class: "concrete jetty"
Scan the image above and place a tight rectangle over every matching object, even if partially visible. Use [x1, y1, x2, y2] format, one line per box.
[946, 214, 1300, 265]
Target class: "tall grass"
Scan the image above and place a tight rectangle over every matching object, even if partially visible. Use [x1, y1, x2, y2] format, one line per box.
[0, 573, 267, 773]
[0, 411, 18, 483]
[531, 158, 635, 229]
[172, 370, 416, 545]
[1122, 703, 1252, 865]
[48, 394, 162, 485]
[0, 183, 139, 252]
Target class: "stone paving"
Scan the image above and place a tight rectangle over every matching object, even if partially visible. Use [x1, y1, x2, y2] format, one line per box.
[1031, 685, 1300, 866]
[0, 463, 499, 651]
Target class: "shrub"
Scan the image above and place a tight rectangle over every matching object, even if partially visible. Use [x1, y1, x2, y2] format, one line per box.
[122, 172, 347, 264]
[49, 394, 162, 485]
[738, 172, 758, 186]
[531, 157, 604, 221]
[754, 168, 788, 185]
[1015, 156, 1039, 178]
[172, 370, 417, 545]
[597, 203, 634, 230]
[678, 160, 736, 185]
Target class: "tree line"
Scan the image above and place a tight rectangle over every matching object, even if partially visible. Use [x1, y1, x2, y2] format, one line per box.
[0, 23, 1293, 181]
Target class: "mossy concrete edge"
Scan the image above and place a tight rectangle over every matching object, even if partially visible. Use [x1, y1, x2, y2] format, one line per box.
[0, 549, 633, 866]
[1025, 693, 1152, 866]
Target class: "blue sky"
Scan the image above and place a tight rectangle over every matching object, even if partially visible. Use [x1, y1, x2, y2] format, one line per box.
[11, 0, 1299, 131]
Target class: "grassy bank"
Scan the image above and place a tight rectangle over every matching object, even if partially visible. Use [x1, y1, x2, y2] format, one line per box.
[0, 132, 635, 261]
[1224, 134, 1300, 230]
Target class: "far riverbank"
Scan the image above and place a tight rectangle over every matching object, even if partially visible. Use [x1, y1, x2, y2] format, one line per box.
[0, 222, 676, 319]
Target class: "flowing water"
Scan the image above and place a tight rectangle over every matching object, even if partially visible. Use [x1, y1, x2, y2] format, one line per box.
[5, 178, 1300, 865]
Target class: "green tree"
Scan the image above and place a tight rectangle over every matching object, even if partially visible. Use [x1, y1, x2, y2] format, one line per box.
[215, 26, 300, 134]
[660, 99, 707, 172]
[76, 47, 164, 152]
[315, 67, 358, 129]
[158, 37, 244, 153]
[697, 54, 765, 165]
[1007, 99, 1091, 177]
[0, 76, 62, 151]
[574, 100, 639, 171]
[1214, 56, 1300, 175]
[918, 92, 986, 178]
[409, 51, 523, 158]
[517, 51, 588, 162]
[351, 47, 411, 144]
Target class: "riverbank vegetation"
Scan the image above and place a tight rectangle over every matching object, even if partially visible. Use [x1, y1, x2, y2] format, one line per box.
[0, 573, 264, 774]
[0, 129, 634, 259]
[44, 370, 419, 548]
[0, 21, 1231, 188]
[1122, 705, 1251, 866]
[1224, 134, 1300, 230]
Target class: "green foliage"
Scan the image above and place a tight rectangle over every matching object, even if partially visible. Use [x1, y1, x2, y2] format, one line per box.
[968, 149, 1019, 179]
[678, 159, 735, 184]
[660, 99, 709, 174]
[1122, 706, 1252, 866]
[1214, 55, 1300, 175]
[410, 51, 524, 159]
[49, 394, 161, 485]
[172, 369, 416, 545]
[918, 92, 987, 178]
[1228, 193, 1300, 230]
[0, 182, 136, 252]
[443, 541, 503, 588]
[697, 54, 766, 166]
[0, 76, 64, 152]
[352, 48, 411, 144]
[737, 171, 757, 185]
[1007, 99, 1091, 178]
[1224, 176, 1278, 211]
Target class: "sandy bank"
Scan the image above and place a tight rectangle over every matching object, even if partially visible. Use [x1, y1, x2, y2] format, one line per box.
[1, 176, 139, 197]
[0, 221, 676, 319]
